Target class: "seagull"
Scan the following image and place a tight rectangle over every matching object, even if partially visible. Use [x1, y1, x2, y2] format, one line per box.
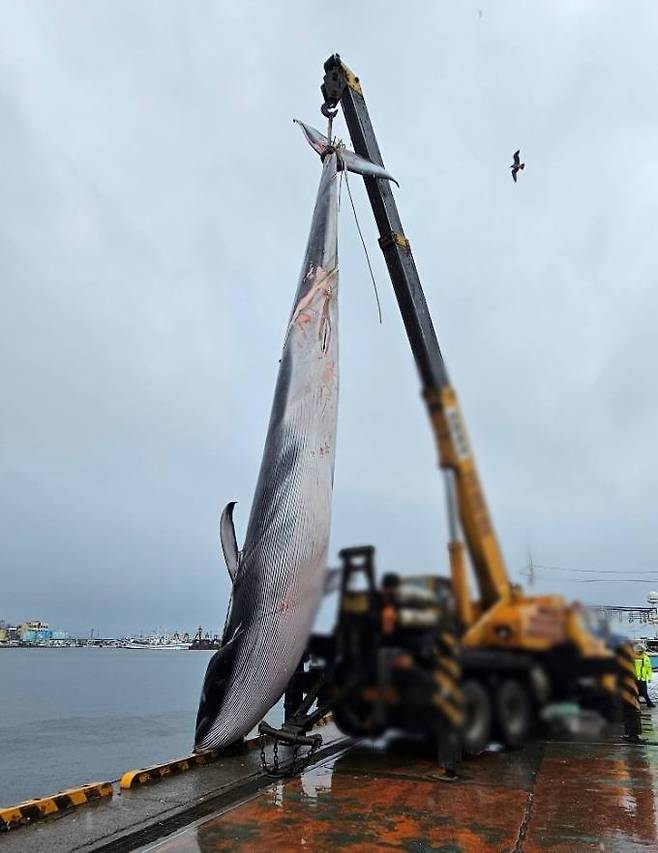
[510, 149, 525, 183]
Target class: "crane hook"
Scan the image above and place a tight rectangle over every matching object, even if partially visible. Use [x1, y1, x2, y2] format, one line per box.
[321, 102, 338, 146]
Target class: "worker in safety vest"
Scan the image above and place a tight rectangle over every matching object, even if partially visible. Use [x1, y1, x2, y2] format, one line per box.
[634, 642, 655, 708]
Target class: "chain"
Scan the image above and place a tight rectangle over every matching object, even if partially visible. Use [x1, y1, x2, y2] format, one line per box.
[258, 733, 320, 778]
[259, 733, 283, 777]
[259, 733, 266, 769]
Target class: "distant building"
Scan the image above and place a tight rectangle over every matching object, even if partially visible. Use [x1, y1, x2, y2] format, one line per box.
[19, 619, 49, 633]
[0, 621, 19, 643]
[1, 619, 71, 645]
[18, 620, 52, 644]
[51, 630, 70, 641]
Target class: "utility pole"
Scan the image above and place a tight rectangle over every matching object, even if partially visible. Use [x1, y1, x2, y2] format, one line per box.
[520, 551, 535, 590]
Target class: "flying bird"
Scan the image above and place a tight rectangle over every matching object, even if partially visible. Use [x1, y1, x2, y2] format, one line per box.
[510, 149, 525, 183]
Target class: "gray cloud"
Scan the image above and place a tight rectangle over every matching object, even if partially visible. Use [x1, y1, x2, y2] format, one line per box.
[3, 1, 658, 635]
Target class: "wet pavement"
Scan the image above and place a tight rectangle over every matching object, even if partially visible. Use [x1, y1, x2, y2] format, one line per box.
[1, 725, 350, 853]
[142, 708, 658, 852]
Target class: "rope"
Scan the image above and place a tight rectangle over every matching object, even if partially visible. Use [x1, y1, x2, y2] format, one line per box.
[341, 158, 383, 325]
[337, 162, 344, 210]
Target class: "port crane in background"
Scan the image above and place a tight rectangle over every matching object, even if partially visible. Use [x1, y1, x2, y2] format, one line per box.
[260, 56, 634, 767]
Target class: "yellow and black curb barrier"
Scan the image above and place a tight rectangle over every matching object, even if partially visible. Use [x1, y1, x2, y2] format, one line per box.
[120, 732, 269, 790]
[0, 781, 113, 831]
[120, 748, 225, 790]
[0, 717, 336, 829]
[120, 716, 334, 790]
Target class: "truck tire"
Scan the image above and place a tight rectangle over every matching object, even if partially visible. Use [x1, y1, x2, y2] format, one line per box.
[462, 680, 492, 756]
[495, 679, 531, 748]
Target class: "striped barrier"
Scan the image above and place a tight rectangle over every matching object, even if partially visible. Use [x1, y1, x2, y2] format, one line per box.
[435, 630, 464, 728]
[0, 716, 336, 831]
[120, 734, 271, 789]
[0, 781, 113, 831]
[121, 715, 335, 790]
[120, 748, 224, 790]
[616, 643, 641, 712]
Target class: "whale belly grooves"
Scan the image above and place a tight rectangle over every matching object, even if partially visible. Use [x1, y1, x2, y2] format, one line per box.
[194, 155, 339, 752]
[195, 131, 396, 752]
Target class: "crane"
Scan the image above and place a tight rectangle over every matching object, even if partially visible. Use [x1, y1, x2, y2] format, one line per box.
[320, 54, 615, 657]
[258, 56, 638, 771]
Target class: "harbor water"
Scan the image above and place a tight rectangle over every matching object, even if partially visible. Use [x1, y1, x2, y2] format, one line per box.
[0, 647, 218, 806]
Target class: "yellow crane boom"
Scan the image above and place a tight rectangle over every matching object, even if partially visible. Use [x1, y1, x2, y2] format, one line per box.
[321, 54, 610, 662]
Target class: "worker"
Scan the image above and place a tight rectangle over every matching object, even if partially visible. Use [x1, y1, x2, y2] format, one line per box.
[378, 574, 460, 779]
[634, 643, 655, 708]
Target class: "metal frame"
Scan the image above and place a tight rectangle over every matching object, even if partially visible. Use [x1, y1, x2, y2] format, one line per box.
[322, 54, 450, 394]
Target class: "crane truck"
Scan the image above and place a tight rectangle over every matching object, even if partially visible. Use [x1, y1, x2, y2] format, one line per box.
[259, 56, 638, 770]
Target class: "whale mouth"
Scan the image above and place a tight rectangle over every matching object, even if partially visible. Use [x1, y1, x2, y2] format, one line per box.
[194, 641, 238, 750]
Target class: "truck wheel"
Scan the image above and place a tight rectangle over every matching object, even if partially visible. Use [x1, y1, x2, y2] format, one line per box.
[495, 679, 531, 748]
[462, 680, 492, 756]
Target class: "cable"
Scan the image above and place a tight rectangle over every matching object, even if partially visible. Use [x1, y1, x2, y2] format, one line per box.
[341, 160, 383, 325]
[531, 574, 658, 584]
[534, 563, 658, 576]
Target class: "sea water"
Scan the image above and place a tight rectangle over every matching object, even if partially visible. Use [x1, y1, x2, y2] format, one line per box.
[0, 647, 216, 805]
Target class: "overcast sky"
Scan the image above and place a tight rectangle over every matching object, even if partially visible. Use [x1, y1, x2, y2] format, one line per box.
[2, 1, 658, 636]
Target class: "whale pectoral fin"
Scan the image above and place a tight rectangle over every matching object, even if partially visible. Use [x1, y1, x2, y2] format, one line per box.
[294, 119, 331, 156]
[194, 641, 237, 749]
[339, 149, 399, 186]
[219, 501, 241, 582]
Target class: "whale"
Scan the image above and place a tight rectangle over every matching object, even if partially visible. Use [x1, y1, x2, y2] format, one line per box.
[194, 123, 396, 751]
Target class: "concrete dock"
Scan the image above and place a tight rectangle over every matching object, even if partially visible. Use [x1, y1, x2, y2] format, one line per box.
[5, 712, 658, 851]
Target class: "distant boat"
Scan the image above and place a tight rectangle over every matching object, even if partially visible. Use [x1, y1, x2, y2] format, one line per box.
[189, 626, 221, 650]
[120, 634, 191, 651]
